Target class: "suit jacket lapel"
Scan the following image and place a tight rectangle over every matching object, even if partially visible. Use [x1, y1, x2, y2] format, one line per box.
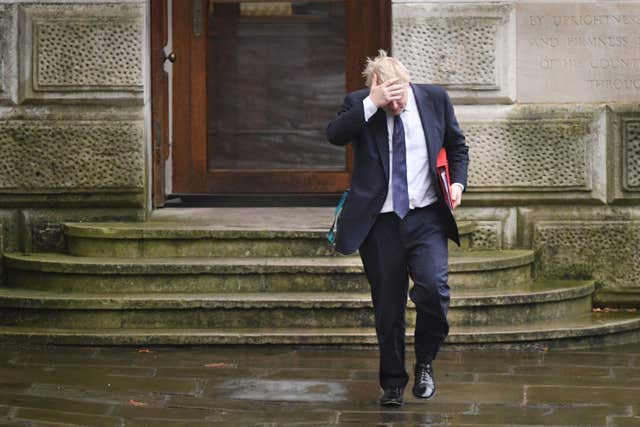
[411, 83, 437, 172]
[372, 109, 390, 182]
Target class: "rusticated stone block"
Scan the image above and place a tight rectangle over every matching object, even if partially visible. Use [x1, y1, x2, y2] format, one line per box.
[455, 104, 606, 203]
[20, 208, 142, 253]
[392, 3, 514, 103]
[0, 210, 21, 253]
[0, 209, 20, 286]
[533, 220, 640, 290]
[0, 120, 144, 191]
[396, 18, 496, 87]
[520, 206, 640, 307]
[625, 120, 640, 190]
[455, 207, 517, 250]
[470, 224, 500, 250]
[465, 120, 590, 189]
[18, 3, 143, 103]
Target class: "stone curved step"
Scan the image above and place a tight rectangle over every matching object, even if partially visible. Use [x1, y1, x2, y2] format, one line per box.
[63, 221, 477, 257]
[2, 250, 534, 292]
[0, 312, 638, 349]
[0, 280, 594, 328]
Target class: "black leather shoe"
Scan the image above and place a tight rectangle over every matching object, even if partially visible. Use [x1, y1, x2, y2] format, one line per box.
[380, 386, 404, 406]
[412, 362, 436, 399]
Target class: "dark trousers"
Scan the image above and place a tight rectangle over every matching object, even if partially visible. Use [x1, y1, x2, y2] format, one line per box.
[358, 203, 450, 389]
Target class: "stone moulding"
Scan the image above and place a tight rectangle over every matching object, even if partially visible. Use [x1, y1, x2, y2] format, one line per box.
[18, 3, 144, 104]
[608, 107, 640, 203]
[0, 8, 5, 96]
[392, 2, 515, 103]
[0, 4, 16, 105]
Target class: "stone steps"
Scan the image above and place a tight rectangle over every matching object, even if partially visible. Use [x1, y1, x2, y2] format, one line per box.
[0, 312, 638, 349]
[1, 250, 534, 293]
[0, 279, 594, 328]
[3, 216, 639, 348]
[62, 221, 477, 257]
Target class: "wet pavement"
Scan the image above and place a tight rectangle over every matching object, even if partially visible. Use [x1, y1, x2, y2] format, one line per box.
[0, 342, 639, 426]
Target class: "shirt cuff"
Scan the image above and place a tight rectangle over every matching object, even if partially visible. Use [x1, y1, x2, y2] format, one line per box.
[452, 183, 464, 192]
[363, 96, 378, 122]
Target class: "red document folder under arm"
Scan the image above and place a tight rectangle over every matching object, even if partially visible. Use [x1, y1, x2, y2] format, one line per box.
[436, 147, 453, 211]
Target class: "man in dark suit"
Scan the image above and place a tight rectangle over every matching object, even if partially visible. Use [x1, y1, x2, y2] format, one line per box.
[326, 50, 469, 406]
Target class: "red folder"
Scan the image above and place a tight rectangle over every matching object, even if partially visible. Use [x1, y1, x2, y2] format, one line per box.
[436, 147, 453, 210]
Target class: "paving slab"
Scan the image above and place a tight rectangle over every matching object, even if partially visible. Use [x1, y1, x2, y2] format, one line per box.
[0, 342, 639, 425]
[526, 385, 640, 405]
[477, 373, 640, 388]
[0, 391, 111, 416]
[456, 403, 628, 426]
[12, 407, 122, 427]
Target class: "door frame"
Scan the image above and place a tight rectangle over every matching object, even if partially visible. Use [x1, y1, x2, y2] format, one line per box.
[151, 0, 391, 202]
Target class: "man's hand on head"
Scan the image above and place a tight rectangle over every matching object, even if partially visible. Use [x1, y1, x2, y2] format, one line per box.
[369, 74, 406, 109]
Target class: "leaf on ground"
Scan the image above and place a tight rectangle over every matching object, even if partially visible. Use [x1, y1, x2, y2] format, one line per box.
[204, 362, 237, 368]
[128, 399, 147, 407]
[137, 348, 155, 353]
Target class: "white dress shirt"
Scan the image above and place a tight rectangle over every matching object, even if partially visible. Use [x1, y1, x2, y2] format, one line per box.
[363, 89, 464, 214]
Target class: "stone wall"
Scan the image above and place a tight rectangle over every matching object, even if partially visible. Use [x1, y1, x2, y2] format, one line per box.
[2, 0, 639, 308]
[0, 1, 147, 284]
[393, 0, 640, 306]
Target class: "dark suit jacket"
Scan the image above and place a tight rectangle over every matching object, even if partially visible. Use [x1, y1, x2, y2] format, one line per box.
[326, 83, 469, 255]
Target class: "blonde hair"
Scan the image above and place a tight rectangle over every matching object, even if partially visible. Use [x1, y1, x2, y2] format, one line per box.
[362, 49, 411, 87]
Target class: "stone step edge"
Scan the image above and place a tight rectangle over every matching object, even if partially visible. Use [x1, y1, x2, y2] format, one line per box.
[0, 280, 595, 310]
[0, 313, 637, 345]
[62, 221, 478, 240]
[2, 250, 535, 274]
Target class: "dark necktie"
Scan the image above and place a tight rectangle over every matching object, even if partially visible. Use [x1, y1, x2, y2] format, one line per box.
[392, 114, 409, 219]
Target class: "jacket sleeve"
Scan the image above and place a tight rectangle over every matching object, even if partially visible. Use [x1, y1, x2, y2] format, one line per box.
[326, 93, 367, 146]
[443, 90, 470, 191]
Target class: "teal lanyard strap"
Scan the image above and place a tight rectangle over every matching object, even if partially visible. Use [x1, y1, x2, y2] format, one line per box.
[328, 188, 350, 245]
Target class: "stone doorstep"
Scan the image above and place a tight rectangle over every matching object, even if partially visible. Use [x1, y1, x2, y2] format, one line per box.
[1, 250, 535, 274]
[62, 220, 474, 258]
[0, 311, 638, 346]
[0, 280, 593, 330]
[0, 279, 595, 310]
[62, 220, 478, 239]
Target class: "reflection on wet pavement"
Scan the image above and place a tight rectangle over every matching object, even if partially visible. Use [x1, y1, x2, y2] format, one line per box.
[0, 342, 639, 426]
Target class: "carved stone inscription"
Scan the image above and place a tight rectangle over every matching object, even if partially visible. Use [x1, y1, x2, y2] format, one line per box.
[517, 2, 640, 102]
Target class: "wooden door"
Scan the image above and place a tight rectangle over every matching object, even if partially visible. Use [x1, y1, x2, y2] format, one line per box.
[150, 0, 170, 207]
[165, 0, 390, 196]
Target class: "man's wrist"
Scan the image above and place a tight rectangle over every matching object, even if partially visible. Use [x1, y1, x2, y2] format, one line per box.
[452, 183, 464, 192]
[363, 96, 378, 122]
